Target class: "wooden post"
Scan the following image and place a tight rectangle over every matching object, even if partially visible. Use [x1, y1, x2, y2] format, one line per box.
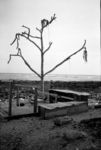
[50, 80, 54, 89]
[55, 94, 57, 103]
[16, 87, 19, 106]
[34, 88, 38, 113]
[8, 81, 12, 117]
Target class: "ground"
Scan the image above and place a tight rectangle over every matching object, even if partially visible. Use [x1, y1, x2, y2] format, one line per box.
[0, 108, 101, 150]
[0, 81, 101, 150]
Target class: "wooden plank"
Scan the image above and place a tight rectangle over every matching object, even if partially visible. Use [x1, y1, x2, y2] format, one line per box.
[59, 96, 74, 101]
[50, 89, 90, 96]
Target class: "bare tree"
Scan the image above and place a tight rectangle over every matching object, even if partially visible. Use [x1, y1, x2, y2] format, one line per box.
[8, 14, 87, 94]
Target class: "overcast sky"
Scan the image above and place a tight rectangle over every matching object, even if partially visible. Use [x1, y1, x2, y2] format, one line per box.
[0, 0, 100, 75]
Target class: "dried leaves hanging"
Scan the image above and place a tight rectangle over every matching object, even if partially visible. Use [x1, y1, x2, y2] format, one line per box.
[83, 47, 87, 62]
[16, 34, 20, 49]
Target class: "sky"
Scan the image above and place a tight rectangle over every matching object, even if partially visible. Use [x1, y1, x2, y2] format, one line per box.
[0, 0, 100, 75]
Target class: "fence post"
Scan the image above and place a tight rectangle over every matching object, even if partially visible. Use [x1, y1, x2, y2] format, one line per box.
[50, 80, 54, 89]
[16, 87, 19, 106]
[34, 88, 38, 114]
[8, 81, 13, 117]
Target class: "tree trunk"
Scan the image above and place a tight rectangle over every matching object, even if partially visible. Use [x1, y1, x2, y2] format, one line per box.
[40, 28, 44, 96]
[41, 76, 44, 95]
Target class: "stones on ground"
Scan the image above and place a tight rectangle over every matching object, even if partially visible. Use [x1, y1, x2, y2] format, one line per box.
[62, 130, 87, 142]
[53, 116, 73, 126]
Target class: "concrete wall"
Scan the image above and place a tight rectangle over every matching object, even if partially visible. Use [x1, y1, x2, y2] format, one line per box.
[38, 102, 88, 119]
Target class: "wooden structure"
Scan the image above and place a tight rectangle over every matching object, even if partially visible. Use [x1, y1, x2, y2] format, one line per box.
[0, 81, 58, 119]
[0, 81, 38, 118]
[38, 89, 90, 119]
[49, 89, 90, 102]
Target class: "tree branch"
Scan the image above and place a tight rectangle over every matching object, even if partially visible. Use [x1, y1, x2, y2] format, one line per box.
[11, 34, 18, 45]
[44, 40, 86, 76]
[36, 27, 42, 33]
[10, 33, 41, 51]
[22, 32, 40, 39]
[50, 14, 56, 24]
[22, 25, 40, 39]
[8, 54, 18, 64]
[43, 42, 52, 54]
[8, 48, 41, 78]
[20, 55, 41, 78]
[22, 25, 30, 38]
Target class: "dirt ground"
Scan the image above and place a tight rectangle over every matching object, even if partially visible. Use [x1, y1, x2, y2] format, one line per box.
[0, 108, 101, 150]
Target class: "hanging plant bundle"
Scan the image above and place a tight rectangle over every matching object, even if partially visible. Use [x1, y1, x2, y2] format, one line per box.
[83, 47, 87, 62]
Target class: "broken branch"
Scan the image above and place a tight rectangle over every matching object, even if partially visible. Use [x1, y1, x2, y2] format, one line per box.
[44, 42, 52, 54]
[36, 27, 42, 33]
[8, 54, 18, 64]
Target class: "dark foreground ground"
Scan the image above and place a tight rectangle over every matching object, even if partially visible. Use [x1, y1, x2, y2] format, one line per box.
[0, 80, 101, 150]
[0, 109, 101, 150]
